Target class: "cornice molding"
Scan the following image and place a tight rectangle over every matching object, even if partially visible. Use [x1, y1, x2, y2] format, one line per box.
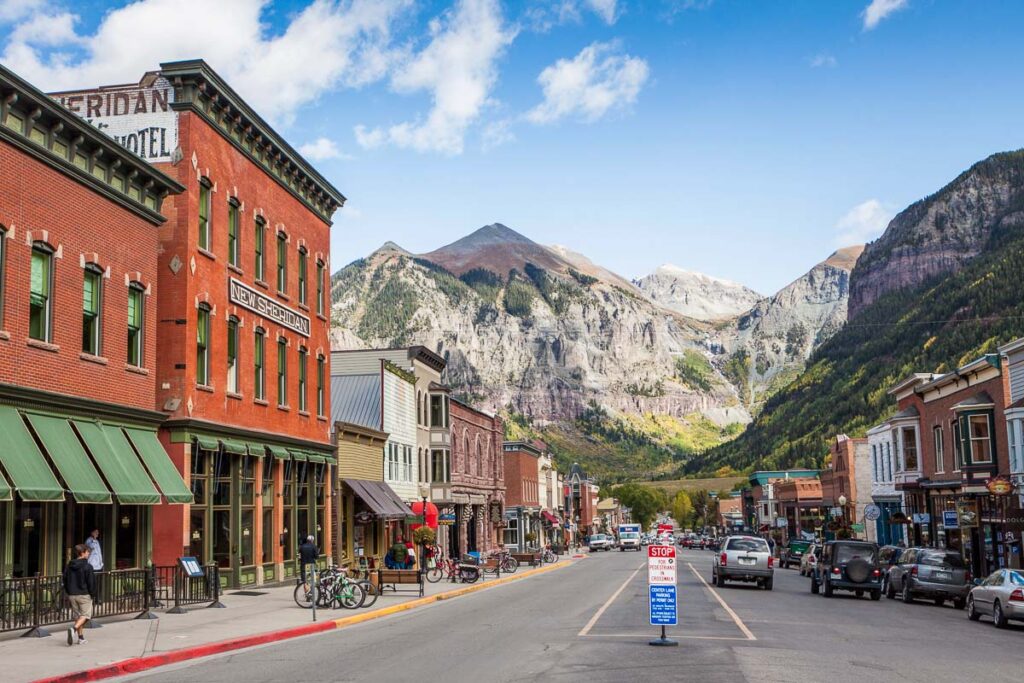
[0, 383, 166, 426]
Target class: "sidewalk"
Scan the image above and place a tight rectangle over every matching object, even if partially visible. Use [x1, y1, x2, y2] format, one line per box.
[2, 556, 584, 683]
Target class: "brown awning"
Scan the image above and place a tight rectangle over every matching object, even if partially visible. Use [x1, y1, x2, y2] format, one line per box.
[344, 479, 410, 520]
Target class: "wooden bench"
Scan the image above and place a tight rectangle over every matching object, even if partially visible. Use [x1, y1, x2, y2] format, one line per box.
[511, 552, 541, 567]
[479, 557, 501, 579]
[377, 568, 424, 597]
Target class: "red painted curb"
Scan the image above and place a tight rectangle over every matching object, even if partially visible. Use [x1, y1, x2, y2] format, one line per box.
[32, 620, 336, 683]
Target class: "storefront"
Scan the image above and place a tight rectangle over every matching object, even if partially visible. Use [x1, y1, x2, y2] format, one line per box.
[0, 395, 191, 579]
[340, 479, 410, 566]
[871, 498, 906, 546]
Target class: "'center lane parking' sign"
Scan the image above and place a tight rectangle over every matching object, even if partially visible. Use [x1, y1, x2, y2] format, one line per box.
[648, 545, 678, 628]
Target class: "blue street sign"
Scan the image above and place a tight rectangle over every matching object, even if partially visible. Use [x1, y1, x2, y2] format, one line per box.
[943, 510, 959, 529]
[649, 584, 677, 626]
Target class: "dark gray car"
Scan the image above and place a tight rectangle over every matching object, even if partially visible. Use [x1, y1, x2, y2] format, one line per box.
[885, 547, 970, 608]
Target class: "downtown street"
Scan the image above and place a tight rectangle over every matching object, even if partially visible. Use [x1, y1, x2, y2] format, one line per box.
[121, 549, 1023, 683]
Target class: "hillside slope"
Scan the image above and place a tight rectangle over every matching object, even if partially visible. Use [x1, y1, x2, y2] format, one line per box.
[689, 198, 1024, 475]
[634, 265, 763, 321]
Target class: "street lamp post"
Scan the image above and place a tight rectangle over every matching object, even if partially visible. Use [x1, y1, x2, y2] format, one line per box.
[838, 494, 849, 537]
[418, 483, 430, 583]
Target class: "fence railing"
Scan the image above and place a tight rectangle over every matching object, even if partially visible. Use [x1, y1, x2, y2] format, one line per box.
[0, 564, 223, 637]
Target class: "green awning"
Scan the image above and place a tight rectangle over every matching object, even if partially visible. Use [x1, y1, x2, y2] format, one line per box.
[0, 469, 10, 502]
[306, 453, 325, 464]
[220, 439, 247, 455]
[75, 421, 161, 505]
[195, 436, 220, 451]
[25, 413, 111, 504]
[247, 443, 268, 458]
[267, 445, 290, 459]
[0, 405, 63, 501]
[124, 428, 194, 504]
[287, 449, 307, 461]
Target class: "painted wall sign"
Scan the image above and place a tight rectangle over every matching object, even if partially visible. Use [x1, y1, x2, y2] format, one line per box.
[51, 77, 179, 162]
[229, 278, 310, 337]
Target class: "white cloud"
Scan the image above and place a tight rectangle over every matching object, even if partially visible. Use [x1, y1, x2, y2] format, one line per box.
[526, 41, 649, 125]
[481, 118, 515, 151]
[9, 11, 82, 47]
[298, 137, 352, 161]
[524, 0, 619, 32]
[584, 0, 618, 24]
[355, 0, 516, 155]
[862, 0, 908, 30]
[810, 53, 837, 68]
[0, 0, 43, 22]
[834, 199, 894, 246]
[1, 0, 412, 124]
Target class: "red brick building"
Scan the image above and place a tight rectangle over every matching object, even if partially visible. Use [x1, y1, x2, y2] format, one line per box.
[502, 441, 540, 550]
[448, 398, 504, 555]
[0, 64, 187, 577]
[55, 61, 345, 587]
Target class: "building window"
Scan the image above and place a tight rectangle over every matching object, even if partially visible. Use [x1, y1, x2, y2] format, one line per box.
[196, 304, 211, 386]
[901, 428, 918, 471]
[227, 199, 240, 266]
[254, 328, 265, 400]
[82, 264, 103, 355]
[277, 338, 287, 406]
[227, 317, 239, 393]
[316, 355, 325, 417]
[1009, 419, 1024, 473]
[871, 445, 878, 482]
[885, 442, 893, 481]
[276, 232, 287, 293]
[431, 449, 450, 483]
[298, 346, 307, 412]
[298, 248, 308, 305]
[967, 414, 993, 464]
[417, 391, 422, 425]
[0, 227, 6, 326]
[198, 179, 211, 251]
[254, 217, 265, 281]
[387, 444, 399, 481]
[29, 243, 54, 342]
[316, 259, 325, 316]
[933, 426, 944, 474]
[952, 420, 962, 472]
[127, 283, 144, 367]
[430, 395, 449, 428]
[503, 518, 519, 547]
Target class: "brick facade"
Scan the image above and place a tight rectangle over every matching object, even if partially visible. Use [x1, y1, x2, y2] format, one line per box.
[450, 398, 504, 553]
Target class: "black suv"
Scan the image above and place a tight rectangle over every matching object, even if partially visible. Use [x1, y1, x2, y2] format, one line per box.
[811, 540, 882, 600]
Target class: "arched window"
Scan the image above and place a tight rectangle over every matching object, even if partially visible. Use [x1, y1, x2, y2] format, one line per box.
[463, 432, 470, 475]
[475, 437, 483, 479]
[417, 391, 422, 425]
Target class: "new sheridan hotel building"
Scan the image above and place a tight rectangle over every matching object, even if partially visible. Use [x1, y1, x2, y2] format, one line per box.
[1, 60, 344, 587]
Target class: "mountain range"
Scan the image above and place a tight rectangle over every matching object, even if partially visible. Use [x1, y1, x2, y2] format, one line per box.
[330, 220, 860, 479]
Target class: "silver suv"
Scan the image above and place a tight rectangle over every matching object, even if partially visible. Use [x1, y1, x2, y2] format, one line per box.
[885, 547, 971, 608]
[712, 535, 774, 590]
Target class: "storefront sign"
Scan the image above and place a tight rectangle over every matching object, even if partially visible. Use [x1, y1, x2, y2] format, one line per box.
[912, 513, 930, 525]
[354, 511, 374, 524]
[864, 504, 881, 521]
[439, 513, 456, 526]
[943, 510, 960, 529]
[229, 278, 310, 337]
[52, 79, 179, 162]
[957, 501, 978, 527]
[830, 507, 843, 518]
[986, 476, 1015, 496]
[178, 556, 205, 578]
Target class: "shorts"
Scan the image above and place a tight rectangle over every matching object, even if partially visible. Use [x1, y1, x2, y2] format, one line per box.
[68, 594, 93, 620]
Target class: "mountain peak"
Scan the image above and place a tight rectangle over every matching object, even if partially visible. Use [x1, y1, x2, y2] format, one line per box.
[635, 265, 762, 321]
[371, 241, 411, 257]
[420, 223, 563, 277]
[461, 223, 535, 247]
[823, 245, 864, 271]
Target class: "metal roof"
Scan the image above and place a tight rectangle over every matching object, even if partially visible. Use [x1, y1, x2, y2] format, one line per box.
[330, 374, 381, 431]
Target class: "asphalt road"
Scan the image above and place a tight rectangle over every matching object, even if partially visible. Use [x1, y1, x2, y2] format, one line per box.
[125, 548, 1024, 682]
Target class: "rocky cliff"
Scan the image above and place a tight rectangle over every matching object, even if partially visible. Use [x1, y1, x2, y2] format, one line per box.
[634, 265, 763, 322]
[848, 150, 1024, 318]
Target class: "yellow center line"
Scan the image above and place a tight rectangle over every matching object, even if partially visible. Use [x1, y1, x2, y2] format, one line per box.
[687, 562, 756, 641]
[577, 561, 645, 637]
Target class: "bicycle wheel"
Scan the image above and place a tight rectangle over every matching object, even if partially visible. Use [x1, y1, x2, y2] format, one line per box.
[293, 583, 314, 609]
[358, 581, 379, 608]
[335, 582, 366, 609]
[503, 557, 519, 573]
[426, 566, 443, 583]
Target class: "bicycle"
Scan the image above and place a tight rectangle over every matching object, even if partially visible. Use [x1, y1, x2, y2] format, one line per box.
[488, 549, 518, 574]
[541, 546, 558, 564]
[294, 566, 365, 610]
[426, 556, 457, 584]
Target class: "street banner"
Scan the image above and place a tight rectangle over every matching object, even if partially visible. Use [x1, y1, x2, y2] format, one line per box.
[649, 585, 678, 626]
[648, 545, 677, 584]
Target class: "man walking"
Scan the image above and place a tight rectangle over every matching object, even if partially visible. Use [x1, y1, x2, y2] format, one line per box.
[298, 535, 318, 590]
[85, 529, 103, 604]
[63, 544, 97, 646]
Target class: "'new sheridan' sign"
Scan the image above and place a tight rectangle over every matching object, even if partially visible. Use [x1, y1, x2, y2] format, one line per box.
[229, 278, 310, 337]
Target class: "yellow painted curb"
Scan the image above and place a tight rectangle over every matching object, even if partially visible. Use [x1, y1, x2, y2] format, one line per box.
[331, 558, 581, 630]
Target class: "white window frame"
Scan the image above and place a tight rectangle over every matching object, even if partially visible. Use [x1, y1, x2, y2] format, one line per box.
[933, 426, 944, 474]
[968, 414, 993, 465]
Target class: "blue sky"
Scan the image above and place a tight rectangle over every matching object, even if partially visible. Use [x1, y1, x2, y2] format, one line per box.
[3, 0, 1023, 293]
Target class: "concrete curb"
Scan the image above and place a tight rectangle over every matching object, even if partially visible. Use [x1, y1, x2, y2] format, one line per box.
[32, 558, 580, 683]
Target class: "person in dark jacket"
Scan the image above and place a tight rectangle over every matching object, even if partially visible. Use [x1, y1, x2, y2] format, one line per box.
[63, 544, 97, 646]
[298, 536, 318, 589]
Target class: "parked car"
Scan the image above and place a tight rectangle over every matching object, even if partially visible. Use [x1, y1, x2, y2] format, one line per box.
[967, 569, 1024, 628]
[712, 535, 774, 590]
[588, 534, 612, 552]
[811, 540, 881, 600]
[877, 545, 905, 592]
[799, 543, 821, 577]
[885, 547, 971, 607]
[780, 539, 812, 569]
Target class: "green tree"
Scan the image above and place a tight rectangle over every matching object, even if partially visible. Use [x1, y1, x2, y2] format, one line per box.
[612, 484, 666, 530]
[671, 491, 692, 528]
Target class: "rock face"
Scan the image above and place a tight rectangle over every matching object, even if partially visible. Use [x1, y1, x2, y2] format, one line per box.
[718, 246, 863, 406]
[331, 226, 750, 428]
[634, 265, 763, 322]
[849, 150, 1024, 318]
